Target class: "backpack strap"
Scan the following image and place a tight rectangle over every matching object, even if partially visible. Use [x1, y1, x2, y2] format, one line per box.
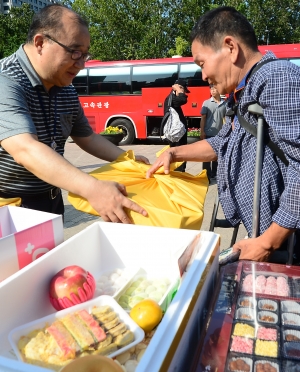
[227, 59, 289, 166]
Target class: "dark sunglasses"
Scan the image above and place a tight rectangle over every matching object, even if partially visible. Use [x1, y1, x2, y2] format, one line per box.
[44, 34, 92, 62]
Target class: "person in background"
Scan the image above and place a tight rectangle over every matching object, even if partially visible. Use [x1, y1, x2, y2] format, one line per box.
[200, 84, 226, 182]
[147, 6, 300, 261]
[164, 78, 190, 172]
[0, 4, 149, 222]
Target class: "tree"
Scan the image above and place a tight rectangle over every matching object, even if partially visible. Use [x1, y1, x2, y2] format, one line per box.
[67, 0, 173, 60]
[0, 4, 34, 58]
[167, 37, 190, 57]
[215, 0, 300, 45]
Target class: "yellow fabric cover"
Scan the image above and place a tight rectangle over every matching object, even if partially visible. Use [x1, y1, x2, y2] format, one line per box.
[68, 147, 208, 230]
[0, 197, 21, 207]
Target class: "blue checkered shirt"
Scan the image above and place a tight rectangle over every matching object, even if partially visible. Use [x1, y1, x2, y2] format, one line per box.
[208, 51, 300, 236]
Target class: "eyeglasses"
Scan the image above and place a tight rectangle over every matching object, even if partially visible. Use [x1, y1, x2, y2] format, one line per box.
[44, 34, 92, 62]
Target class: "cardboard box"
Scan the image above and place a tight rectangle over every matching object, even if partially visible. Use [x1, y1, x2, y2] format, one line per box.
[0, 222, 219, 371]
[0, 206, 63, 283]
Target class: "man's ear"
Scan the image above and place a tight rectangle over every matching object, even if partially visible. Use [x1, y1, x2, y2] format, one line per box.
[34, 34, 45, 55]
[223, 36, 239, 64]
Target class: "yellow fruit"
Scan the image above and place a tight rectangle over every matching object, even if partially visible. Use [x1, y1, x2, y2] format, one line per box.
[129, 299, 163, 332]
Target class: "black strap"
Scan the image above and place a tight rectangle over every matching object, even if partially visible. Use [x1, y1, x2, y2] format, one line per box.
[227, 59, 289, 166]
[237, 111, 289, 166]
[166, 91, 173, 108]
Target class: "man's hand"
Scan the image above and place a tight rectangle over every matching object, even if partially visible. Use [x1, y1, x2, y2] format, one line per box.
[146, 148, 175, 178]
[233, 223, 293, 262]
[87, 180, 147, 223]
[233, 238, 272, 262]
[135, 155, 150, 164]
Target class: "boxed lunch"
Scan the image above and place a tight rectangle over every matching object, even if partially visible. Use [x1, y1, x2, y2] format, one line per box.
[0, 221, 220, 371]
[9, 296, 144, 371]
[0, 206, 63, 283]
[192, 261, 300, 372]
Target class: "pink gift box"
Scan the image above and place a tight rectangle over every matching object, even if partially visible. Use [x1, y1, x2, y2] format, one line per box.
[0, 206, 63, 282]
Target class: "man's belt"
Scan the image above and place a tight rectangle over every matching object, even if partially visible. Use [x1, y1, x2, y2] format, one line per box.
[0, 187, 61, 200]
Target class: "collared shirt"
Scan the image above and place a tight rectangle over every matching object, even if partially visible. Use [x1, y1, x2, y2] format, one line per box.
[201, 96, 226, 136]
[207, 51, 300, 236]
[0, 45, 93, 195]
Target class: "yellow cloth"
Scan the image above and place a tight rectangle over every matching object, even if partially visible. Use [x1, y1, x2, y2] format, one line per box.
[68, 148, 208, 230]
[0, 197, 21, 207]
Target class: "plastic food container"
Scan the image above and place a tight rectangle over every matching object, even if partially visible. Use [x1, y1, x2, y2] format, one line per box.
[281, 300, 300, 314]
[238, 296, 256, 309]
[94, 266, 141, 298]
[283, 328, 300, 342]
[282, 313, 300, 327]
[257, 311, 278, 325]
[283, 341, 300, 360]
[258, 299, 278, 312]
[235, 307, 255, 322]
[116, 268, 180, 312]
[226, 353, 253, 371]
[254, 359, 280, 372]
[8, 296, 144, 368]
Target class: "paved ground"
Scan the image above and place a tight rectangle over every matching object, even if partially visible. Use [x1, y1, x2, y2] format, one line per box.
[62, 139, 247, 250]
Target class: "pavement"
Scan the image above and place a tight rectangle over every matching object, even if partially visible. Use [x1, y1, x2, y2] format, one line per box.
[62, 139, 247, 251]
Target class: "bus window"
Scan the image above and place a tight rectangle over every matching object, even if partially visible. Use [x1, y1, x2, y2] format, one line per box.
[132, 64, 178, 94]
[179, 63, 208, 87]
[72, 69, 88, 95]
[290, 58, 300, 67]
[89, 67, 131, 95]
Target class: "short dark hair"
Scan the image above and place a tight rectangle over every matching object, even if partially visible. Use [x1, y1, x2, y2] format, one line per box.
[190, 6, 258, 52]
[26, 4, 89, 44]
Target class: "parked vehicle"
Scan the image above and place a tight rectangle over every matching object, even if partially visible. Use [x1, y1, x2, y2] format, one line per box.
[72, 44, 300, 145]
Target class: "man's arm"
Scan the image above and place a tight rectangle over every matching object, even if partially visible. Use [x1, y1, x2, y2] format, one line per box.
[72, 133, 125, 162]
[1, 133, 147, 223]
[146, 139, 217, 178]
[73, 133, 150, 164]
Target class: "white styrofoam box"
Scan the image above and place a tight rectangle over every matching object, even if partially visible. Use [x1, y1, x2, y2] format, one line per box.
[9, 295, 144, 366]
[0, 206, 63, 283]
[0, 221, 219, 371]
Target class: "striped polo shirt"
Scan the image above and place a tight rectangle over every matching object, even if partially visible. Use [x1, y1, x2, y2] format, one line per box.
[0, 45, 93, 196]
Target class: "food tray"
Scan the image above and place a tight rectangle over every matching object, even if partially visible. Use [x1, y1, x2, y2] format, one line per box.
[8, 295, 144, 366]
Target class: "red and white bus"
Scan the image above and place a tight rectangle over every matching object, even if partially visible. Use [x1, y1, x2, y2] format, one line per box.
[72, 43, 300, 145]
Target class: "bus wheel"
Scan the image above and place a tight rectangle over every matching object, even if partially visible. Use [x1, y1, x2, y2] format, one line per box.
[111, 119, 135, 145]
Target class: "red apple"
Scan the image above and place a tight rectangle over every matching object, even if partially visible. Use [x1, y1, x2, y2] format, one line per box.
[49, 265, 96, 311]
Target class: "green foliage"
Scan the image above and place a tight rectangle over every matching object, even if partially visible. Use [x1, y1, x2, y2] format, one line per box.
[0, 4, 34, 58]
[168, 36, 190, 57]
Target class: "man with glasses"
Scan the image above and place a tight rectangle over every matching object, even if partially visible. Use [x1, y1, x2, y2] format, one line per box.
[0, 4, 149, 223]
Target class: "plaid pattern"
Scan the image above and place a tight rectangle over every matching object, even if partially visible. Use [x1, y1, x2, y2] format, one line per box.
[208, 51, 300, 236]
